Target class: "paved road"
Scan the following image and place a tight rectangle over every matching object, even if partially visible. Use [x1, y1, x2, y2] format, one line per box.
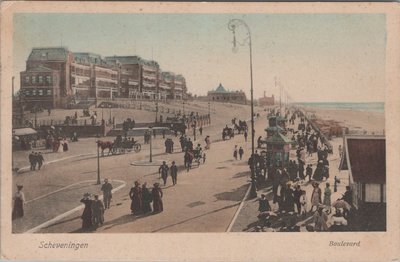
[13, 112, 268, 233]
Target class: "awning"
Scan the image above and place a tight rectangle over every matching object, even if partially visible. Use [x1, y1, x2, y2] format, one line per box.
[13, 128, 37, 136]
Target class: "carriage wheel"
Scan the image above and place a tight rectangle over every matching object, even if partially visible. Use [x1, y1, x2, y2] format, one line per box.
[120, 148, 126, 154]
[111, 147, 117, 155]
[134, 143, 141, 153]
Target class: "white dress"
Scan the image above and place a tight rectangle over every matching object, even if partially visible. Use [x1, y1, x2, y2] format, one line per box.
[58, 141, 64, 153]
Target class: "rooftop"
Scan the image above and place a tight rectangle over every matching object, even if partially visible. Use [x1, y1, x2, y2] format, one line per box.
[208, 83, 244, 94]
[28, 47, 70, 62]
[265, 132, 293, 144]
[105, 56, 159, 68]
[339, 136, 386, 184]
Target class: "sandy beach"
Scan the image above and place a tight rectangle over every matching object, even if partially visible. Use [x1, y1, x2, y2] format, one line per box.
[302, 106, 385, 135]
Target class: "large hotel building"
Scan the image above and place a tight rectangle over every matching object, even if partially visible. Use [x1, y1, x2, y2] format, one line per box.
[19, 47, 188, 109]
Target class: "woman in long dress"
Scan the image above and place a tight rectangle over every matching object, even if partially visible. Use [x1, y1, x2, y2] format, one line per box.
[80, 193, 93, 230]
[310, 182, 322, 212]
[152, 183, 163, 213]
[129, 181, 142, 215]
[141, 183, 153, 214]
[62, 138, 69, 152]
[284, 183, 295, 213]
[205, 136, 211, 150]
[12, 185, 25, 220]
[58, 139, 64, 153]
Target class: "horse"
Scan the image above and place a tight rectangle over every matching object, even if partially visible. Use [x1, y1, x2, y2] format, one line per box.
[184, 150, 194, 172]
[234, 120, 248, 134]
[96, 140, 114, 156]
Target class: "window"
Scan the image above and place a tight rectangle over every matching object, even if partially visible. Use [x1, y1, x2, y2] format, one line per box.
[25, 76, 30, 84]
[25, 90, 30, 96]
[47, 89, 52, 95]
[32, 89, 37, 96]
[365, 183, 381, 203]
[32, 76, 36, 84]
[38, 89, 43, 96]
[38, 76, 43, 84]
[121, 78, 126, 83]
[46, 76, 52, 84]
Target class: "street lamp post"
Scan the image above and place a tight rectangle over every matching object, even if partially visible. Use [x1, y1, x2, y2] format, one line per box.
[155, 102, 159, 123]
[192, 121, 197, 141]
[96, 140, 101, 185]
[228, 19, 257, 198]
[208, 101, 211, 124]
[109, 104, 112, 125]
[101, 104, 104, 121]
[182, 101, 185, 115]
[149, 126, 153, 163]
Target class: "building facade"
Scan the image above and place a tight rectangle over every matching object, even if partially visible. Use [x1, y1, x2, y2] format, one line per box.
[339, 135, 386, 231]
[19, 47, 188, 109]
[258, 91, 275, 106]
[207, 83, 247, 104]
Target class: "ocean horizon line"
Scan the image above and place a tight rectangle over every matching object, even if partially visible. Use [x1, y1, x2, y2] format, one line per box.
[292, 101, 384, 113]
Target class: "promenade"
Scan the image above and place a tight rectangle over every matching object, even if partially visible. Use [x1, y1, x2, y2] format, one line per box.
[12, 103, 268, 233]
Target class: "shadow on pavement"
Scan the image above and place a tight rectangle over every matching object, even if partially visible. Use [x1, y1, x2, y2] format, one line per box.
[214, 184, 248, 202]
[232, 171, 250, 179]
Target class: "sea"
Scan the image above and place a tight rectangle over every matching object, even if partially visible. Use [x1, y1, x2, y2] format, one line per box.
[294, 102, 384, 113]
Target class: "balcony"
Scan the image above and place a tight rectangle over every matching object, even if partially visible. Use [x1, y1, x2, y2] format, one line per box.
[159, 84, 171, 90]
[142, 82, 156, 88]
[142, 73, 157, 80]
[95, 77, 117, 84]
[142, 65, 157, 72]
[128, 80, 139, 86]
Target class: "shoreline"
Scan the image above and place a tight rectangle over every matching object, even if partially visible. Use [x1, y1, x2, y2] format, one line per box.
[298, 105, 385, 135]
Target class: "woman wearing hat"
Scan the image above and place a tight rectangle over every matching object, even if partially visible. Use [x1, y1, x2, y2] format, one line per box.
[12, 185, 25, 220]
[152, 183, 163, 213]
[80, 193, 93, 230]
[141, 183, 153, 214]
[310, 182, 322, 212]
[129, 181, 142, 215]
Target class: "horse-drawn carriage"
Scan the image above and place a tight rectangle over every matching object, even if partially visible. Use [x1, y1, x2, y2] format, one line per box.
[222, 126, 235, 140]
[234, 120, 248, 134]
[97, 136, 141, 156]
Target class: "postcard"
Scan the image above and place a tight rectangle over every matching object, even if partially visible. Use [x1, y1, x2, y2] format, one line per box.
[1, 1, 399, 261]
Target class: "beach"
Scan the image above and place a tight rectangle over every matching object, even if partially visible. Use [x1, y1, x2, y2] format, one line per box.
[302, 106, 385, 135]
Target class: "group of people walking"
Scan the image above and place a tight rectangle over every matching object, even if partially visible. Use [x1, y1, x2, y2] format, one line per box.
[158, 161, 178, 186]
[80, 178, 113, 231]
[129, 181, 164, 215]
[28, 151, 45, 171]
[233, 145, 244, 160]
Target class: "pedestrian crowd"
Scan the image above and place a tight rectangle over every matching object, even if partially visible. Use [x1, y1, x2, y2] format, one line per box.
[252, 109, 352, 232]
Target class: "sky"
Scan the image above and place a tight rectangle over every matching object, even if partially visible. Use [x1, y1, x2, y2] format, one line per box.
[13, 13, 386, 102]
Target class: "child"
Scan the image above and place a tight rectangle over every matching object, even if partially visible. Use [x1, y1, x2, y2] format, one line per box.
[300, 190, 307, 217]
